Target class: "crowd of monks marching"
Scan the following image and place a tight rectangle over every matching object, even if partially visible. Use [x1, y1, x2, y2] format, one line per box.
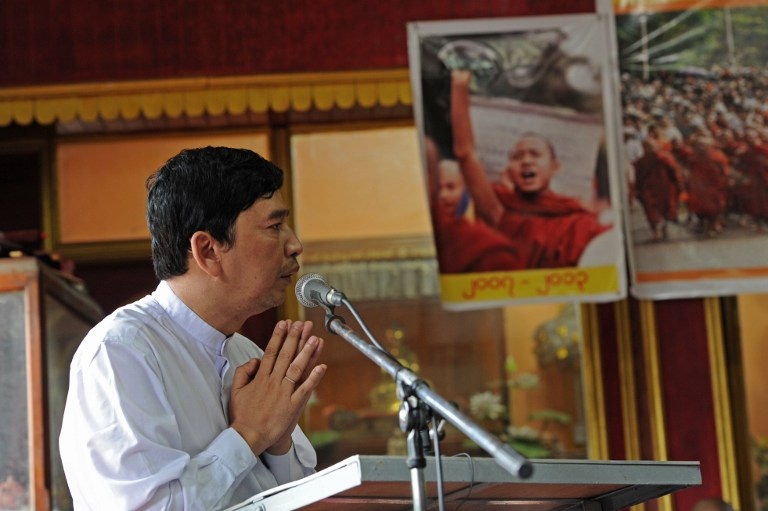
[622, 69, 768, 241]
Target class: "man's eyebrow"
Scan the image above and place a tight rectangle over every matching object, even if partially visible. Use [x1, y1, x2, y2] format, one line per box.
[268, 209, 290, 220]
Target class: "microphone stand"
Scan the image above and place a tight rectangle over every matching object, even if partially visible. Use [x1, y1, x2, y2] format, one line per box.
[320, 304, 533, 511]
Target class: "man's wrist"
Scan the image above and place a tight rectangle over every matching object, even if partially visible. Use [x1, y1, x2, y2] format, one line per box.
[230, 423, 269, 455]
[266, 438, 293, 456]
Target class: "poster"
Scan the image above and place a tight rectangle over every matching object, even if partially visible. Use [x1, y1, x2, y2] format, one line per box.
[615, 0, 768, 299]
[408, 13, 626, 310]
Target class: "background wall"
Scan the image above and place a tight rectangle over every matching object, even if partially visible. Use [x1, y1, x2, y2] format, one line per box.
[0, 1, 592, 87]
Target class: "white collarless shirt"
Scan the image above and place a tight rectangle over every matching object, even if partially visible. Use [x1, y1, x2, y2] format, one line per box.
[60, 281, 316, 510]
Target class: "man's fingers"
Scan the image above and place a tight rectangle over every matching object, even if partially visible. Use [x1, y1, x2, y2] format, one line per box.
[307, 363, 327, 385]
[270, 321, 304, 375]
[297, 337, 325, 381]
[297, 320, 315, 352]
[231, 358, 260, 391]
[298, 364, 327, 395]
[290, 363, 327, 404]
[259, 320, 294, 373]
[261, 319, 323, 390]
[284, 335, 323, 383]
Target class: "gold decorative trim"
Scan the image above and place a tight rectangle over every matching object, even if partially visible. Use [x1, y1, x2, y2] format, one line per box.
[615, 300, 641, 460]
[704, 297, 740, 510]
[639, 299, 672, 511]
[0, 69, 413, 127]
[581, 303, 609, 459]
[639, 300, 668, 460]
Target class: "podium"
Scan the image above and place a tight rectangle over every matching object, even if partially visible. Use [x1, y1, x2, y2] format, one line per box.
[227, 455, 701, 511]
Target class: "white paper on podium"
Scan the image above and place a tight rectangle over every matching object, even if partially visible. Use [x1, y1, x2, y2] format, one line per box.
[224, 455, 363, 511]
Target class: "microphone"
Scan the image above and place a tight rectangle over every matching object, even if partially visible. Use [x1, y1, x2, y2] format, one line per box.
[295, 273, 346, 308]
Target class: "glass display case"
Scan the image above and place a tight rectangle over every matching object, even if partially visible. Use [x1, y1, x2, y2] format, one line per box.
[0, 257, 103, 511]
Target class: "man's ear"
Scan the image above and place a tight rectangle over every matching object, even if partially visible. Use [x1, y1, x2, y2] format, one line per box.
[189, 231, 223, 277]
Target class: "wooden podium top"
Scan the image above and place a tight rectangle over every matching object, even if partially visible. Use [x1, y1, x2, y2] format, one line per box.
[227, 455, 702, 511]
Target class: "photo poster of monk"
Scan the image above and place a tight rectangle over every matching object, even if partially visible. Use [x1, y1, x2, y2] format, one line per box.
[407, 13, 627, 310]
[615, 0, 768, 299]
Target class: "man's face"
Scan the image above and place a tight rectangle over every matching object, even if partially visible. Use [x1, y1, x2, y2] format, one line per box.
[218, 191, 303, 318]
[504, 135, 559, 194]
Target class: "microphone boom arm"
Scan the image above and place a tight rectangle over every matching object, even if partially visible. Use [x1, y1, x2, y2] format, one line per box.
[324, 312, 533, 480]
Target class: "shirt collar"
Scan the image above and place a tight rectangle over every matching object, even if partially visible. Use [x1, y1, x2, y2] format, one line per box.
[153, 280, 228, 353]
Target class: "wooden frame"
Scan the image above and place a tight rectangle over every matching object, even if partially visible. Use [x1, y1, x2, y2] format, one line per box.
[0, 258, 46, 510]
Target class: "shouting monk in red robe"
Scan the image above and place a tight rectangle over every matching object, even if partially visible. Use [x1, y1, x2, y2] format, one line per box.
[450, 70, 611, 269]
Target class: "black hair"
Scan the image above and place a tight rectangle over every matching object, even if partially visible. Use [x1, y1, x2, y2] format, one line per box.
[146, 146, 283, 280]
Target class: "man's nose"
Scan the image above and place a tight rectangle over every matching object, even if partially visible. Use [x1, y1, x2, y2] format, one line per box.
[286, 226, 303, 257]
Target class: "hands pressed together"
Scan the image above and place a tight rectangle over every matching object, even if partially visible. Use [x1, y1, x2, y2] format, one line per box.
[228, 320, 326, 456]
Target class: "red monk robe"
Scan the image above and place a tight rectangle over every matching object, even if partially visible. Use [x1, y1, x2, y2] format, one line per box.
[432, 214, 526, 274]
[678, 136, 731, 233]
[494, 185, 611, 268]
[633, 143, 684, 241]
[732, 142, 768, 224]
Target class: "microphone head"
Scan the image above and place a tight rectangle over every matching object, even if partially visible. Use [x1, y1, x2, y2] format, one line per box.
[295, 273, 326, 308]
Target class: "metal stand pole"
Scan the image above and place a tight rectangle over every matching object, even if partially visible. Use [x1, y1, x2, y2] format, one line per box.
[399, 383, 433, 511]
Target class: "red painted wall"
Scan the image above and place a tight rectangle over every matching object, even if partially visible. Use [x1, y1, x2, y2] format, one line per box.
[597, 301, 628, 460]
[0, 0, 592, 87]
[655, 299, 722, 511]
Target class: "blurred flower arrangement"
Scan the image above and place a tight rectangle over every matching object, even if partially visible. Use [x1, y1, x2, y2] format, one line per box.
[466, 356, 571, 459]
[469, 391, 505, 421]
